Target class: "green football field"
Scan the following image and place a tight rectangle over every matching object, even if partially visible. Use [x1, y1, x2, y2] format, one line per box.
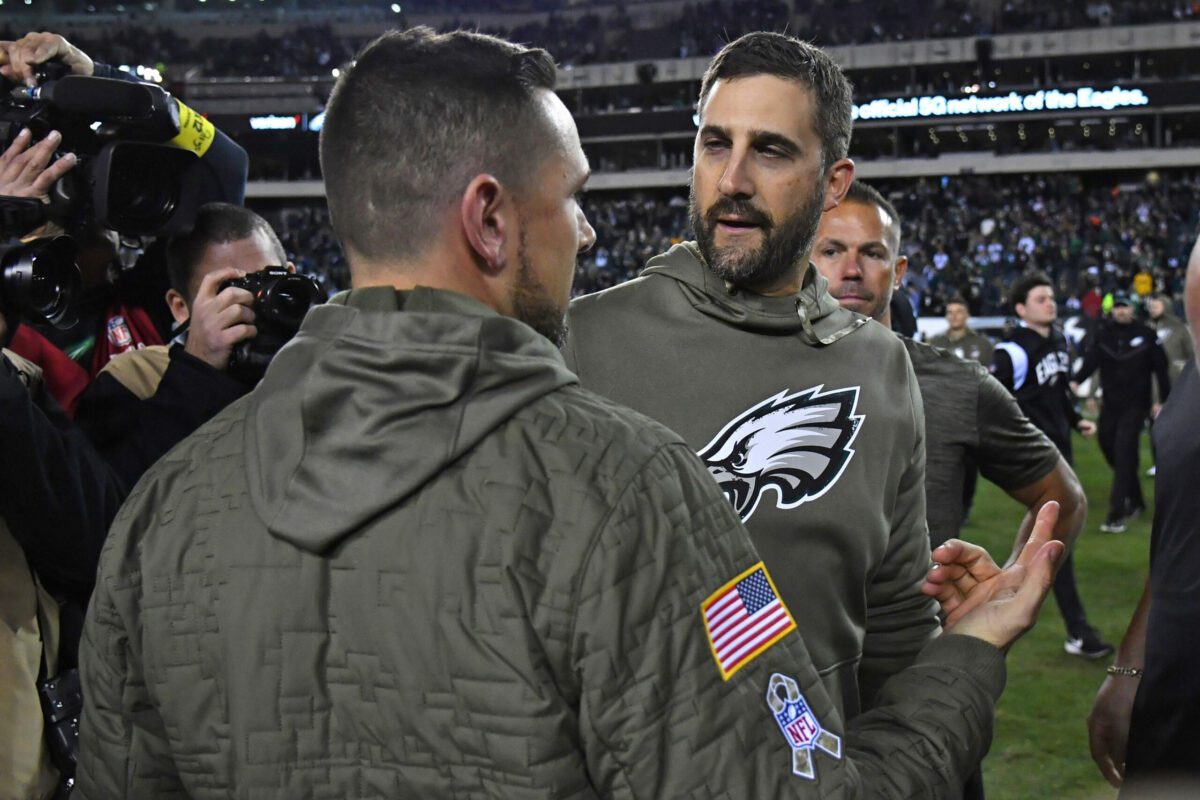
[968, 432, 1153, 800]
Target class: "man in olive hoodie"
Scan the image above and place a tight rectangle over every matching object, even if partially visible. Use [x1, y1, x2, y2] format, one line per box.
[77, 28, 1063, 800]
[565, 32, 937, 723]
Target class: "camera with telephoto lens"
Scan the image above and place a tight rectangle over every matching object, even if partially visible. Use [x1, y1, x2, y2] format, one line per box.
[218, 267, 324, 383]
[0, 60, 225, 328]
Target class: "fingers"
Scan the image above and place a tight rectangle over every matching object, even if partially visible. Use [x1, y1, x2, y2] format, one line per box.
[0, 33, 92, 85]
[193, 267, 248, 302]
[16, 130, 63, 183]
[0, 128, 33, 180]
[0, 129, 71, 201]
[9, 33, 64, 85]
[1002, 539, 1065, 633]
[29, 151, 76, 194]
[1013, 501, 1060, 571]
[1087, 726, 1125, 788]
[215, 300, 256, 330]
[931, 538, 1001, 584]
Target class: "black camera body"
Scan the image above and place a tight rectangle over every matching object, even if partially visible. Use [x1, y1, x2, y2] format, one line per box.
[219, 267, 324, 383]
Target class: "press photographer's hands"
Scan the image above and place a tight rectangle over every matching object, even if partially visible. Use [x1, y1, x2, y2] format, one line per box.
[0, 32, 94, 86]
[183, 267, 257, 372]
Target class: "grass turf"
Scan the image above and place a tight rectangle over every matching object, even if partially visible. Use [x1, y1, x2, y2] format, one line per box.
[967, 433, 1153, 800]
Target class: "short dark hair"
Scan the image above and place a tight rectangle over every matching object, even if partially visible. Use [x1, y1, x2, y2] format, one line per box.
[319, 27, 558, 265]
[1010, 271, 1054, 310]
[945, 294, 969, 309]
[841, 180, 901, 250]
[165, 202, 285, 302]
[698, 32, 853, 170]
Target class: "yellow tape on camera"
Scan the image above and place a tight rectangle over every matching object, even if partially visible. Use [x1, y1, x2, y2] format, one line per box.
[170, 99, 215, 157]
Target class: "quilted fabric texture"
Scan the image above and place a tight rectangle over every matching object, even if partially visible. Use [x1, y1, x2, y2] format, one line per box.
[76, 288, 1006, 799]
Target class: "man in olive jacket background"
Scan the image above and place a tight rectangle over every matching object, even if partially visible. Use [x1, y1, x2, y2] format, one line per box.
[77, 27, 1064, 800]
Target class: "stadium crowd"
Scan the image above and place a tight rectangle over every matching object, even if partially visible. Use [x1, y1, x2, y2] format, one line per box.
[5, 0, 1197, 77]
[260, 171, 1200, 318]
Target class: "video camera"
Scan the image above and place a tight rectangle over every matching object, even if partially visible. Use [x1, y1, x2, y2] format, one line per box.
[0, 62, 225, 328]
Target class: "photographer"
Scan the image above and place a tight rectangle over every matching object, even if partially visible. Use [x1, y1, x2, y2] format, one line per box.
[0, 32, 249, 393]
[74, 204, 296, 491]
[0, 105, 96, 413]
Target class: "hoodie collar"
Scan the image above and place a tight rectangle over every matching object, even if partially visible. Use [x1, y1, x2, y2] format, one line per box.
[245, 285, 577, 554]
[640, 242, 868, 345]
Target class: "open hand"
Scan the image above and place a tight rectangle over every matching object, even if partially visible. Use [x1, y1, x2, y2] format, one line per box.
[923, 502, 1065, 650]
[0, 128, 76, 204]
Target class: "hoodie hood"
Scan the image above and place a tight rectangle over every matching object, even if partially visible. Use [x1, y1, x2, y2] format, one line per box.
[640, 241, 869, 345]
[245, 286, 577, 554]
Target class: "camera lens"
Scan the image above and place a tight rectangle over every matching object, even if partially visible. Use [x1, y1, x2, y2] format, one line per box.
[0, 236, 81, 329]
[261, 274, 322, 329]
[109, 161, 178, 227]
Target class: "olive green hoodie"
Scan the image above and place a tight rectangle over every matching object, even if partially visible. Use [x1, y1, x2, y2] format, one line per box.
[78, 285, 1000, 799]
[565, 243, 939, 720]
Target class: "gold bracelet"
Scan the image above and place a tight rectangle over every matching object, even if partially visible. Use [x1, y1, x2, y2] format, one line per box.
[1106, 665, 1144, 678]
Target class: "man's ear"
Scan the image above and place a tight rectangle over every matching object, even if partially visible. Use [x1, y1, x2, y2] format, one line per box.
[165, 288, 189, 326]
[893, 255, 909, 288]
[460, 174, 512, 274]
[823, 157, 856, 211]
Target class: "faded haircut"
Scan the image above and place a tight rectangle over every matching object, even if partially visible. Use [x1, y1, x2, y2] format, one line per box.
[842, 180, 902, 251]
[698, 31, 853, 170]
[165, 202, 285, 302]
[319, 27, 558, 266]
[1010, 271, 1054, 311]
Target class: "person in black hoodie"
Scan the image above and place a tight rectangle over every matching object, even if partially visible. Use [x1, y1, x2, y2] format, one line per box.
[991, 272, 1113, 660]
[1073, 293, 1170, 532]
[73, 204, 290, 491]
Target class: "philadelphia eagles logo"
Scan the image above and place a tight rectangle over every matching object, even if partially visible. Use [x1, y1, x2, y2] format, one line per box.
[698, 386, 863, 522]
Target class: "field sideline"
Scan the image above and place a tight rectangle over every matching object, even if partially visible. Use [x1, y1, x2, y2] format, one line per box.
[969, 433, 1153, 799]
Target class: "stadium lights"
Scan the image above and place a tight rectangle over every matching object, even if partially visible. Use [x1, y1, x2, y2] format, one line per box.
[391, 3, 402, 11]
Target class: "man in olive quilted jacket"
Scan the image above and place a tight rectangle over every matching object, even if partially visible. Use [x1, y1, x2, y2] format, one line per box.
[77, 27, 1062, 800]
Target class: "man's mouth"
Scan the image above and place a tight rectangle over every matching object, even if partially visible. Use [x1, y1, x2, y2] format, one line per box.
[832, 287, 873, 305]
[715, 217, 764, 235]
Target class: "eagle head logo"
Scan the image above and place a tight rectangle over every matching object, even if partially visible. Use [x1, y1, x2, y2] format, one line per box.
[697, 386, 863, 522]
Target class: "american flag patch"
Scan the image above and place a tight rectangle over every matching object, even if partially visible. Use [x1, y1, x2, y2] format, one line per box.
[702, 562, 796, 680]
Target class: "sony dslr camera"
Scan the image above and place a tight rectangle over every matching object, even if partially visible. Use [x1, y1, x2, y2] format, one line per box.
[218, 267, 324, 383]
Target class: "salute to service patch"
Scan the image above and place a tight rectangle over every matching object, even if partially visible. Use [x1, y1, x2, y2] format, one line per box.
[702, 562, 796, 680]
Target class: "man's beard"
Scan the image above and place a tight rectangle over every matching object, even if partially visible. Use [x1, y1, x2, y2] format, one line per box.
[511, 227, 569, 348]
[689, 182, 825, 290]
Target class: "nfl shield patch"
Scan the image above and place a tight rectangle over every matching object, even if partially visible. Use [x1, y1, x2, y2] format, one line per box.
[106, 315, 133, 349]
[767, 673, 842, 780]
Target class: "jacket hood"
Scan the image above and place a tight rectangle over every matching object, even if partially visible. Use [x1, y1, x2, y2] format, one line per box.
[640, 241, 868, 345]
[245, 286, 577, 554]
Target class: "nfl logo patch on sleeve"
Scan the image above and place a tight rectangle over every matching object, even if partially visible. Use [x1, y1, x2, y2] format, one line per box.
[701, 562, 796, 680]
[767, 673, 842, 780]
